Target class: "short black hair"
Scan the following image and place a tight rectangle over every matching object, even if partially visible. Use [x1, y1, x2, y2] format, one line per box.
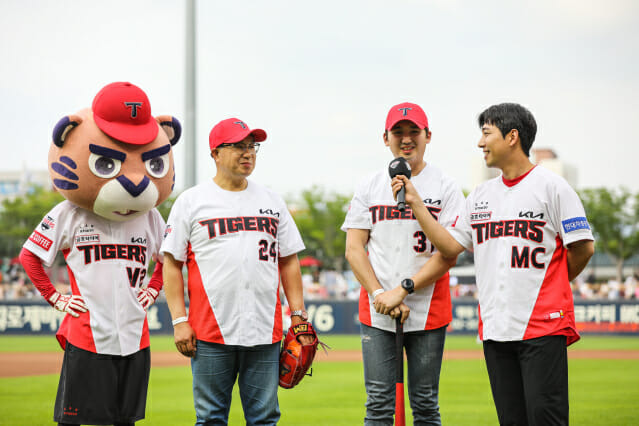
[478, 103, 537, 156]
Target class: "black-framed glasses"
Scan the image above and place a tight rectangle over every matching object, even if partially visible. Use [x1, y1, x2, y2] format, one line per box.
[217, 142, 261, 154]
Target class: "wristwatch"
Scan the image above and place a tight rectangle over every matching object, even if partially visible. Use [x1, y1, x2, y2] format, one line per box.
[290, 309, 308, 321]
[401, 278, 415, 294]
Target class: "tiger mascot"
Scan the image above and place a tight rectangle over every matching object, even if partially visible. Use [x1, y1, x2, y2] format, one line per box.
[19, 82, 180, 426]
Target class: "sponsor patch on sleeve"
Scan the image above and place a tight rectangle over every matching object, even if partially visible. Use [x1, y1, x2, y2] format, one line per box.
[562, 216, 590, 233]
[29, 230, 53, 251]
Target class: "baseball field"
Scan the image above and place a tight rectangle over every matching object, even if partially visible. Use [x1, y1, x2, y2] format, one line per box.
[1, 334, 638, 425]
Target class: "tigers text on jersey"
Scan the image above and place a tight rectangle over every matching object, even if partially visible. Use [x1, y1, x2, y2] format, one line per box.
[160, 179, 305, 346]
[342, 163, 465, 333]
[448, 166, 594, 345]
[23, 201, 166, 356]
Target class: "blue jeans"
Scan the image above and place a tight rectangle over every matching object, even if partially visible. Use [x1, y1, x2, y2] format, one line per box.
[191, 340, 280, 425]
[361, 323, 446, 426]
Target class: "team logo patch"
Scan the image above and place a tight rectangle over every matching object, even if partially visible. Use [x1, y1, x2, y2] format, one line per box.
[40, 215, 56, 231]
[75, 234, 100, 245]
[164, 224, 172, 239]
[29, 231, 53, 251]
[562, 216, 590, 233]
[471, 211, 492, 222]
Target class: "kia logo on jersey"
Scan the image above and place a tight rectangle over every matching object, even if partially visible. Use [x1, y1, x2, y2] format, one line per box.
[423, 198, 442, 205]
[259, 208, 280, 217]
[518, 210, 544, 219]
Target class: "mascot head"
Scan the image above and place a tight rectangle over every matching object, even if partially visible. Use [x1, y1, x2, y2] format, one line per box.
[48, 82, 181, 222]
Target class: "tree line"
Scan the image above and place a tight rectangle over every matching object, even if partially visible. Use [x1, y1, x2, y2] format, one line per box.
[1, 185, 637, 282]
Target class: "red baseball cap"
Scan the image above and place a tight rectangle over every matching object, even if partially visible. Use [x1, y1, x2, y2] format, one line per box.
[209, 118, 267, 150]
[91, 82, 159, 145]
[385, 102, 429, 131]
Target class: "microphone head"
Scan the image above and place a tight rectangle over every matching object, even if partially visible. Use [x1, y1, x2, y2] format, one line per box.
[388, 157, 412, 179]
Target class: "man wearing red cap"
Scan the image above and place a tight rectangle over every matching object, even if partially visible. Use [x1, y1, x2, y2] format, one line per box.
[161, 118, 310, 425]
[342, 102, 465, 424]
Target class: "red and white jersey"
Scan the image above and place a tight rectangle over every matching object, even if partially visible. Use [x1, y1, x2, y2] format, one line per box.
[448, 166, 594, 345]
[342, 163, 465, 333]
[23, 201, 166, 356]
[160, 180, 305, 346]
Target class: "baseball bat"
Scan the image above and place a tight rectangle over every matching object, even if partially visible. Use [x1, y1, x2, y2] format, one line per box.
[395, 317, 405, 426]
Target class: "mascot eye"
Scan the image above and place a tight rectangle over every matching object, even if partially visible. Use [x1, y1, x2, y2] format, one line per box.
[145, 154, 169, 178]
[88, 153, 122, 178]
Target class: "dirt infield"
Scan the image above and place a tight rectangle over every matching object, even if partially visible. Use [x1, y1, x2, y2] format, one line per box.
[1, 349, 638, 378]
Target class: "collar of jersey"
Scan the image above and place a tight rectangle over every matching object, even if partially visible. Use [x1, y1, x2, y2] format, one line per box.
[502, 165, 536, 188]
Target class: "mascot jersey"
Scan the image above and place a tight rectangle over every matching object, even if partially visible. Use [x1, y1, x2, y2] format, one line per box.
[24, 201, 166, 356]
[341, 163, 465, 333]
[160, 179, 305, 346]
[448, 166, 593, 345]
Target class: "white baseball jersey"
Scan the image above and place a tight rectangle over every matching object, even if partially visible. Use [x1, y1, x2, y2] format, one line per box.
[448, 166, 593, 345]
[160, 179, 305, 346]
[23, 201, 166, 356]
[342, 163, 465, 333]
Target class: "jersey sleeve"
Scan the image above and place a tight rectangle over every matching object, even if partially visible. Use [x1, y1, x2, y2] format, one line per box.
[22, 202, 71, 267]
[447, 192, 474, 250]
[159, 193, 192, 262]
[550, 179, 594, 246]
[277, 199, 305, 258]
[438, 177, 465, 228]
[341, 177, 372, 231]
[150, 209, 167, 263]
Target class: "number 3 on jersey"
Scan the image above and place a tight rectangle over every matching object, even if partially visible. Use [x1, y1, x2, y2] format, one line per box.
[414, 231, 435, 254]
[258, 239, 277, 262]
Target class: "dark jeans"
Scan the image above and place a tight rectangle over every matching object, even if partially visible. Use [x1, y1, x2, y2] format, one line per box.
[360, 323, 446, 425]
[483, 335, 569, 426]
[191, 340, 280, 426]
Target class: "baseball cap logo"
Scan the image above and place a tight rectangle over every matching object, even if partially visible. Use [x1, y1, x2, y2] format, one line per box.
[398, 107, 412, 116]
[124, 102, 143, 118]
[235, 121, 247, 129]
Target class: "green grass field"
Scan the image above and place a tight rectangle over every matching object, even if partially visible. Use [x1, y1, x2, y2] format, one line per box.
[1, 335, 638, 425]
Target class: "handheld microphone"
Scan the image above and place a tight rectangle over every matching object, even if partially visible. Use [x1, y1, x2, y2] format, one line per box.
[388, 157, 412, 211]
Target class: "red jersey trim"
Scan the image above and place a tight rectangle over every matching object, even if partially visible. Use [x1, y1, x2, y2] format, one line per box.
[523, 236, 580, 346]
[57, 248, 96, 352]
[186, 243, 225, 344]
[358, 286, 372, 326]
[424, 272, 452, 330]
[272, 270, 283, 343]
[502, 165, 537, 187]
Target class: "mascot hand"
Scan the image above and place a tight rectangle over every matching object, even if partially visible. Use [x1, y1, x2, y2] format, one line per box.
[48, 292, 88, 318]
[137, 287, 159, 310]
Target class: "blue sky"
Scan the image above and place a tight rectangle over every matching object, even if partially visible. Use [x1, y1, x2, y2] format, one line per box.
[1, 0, 638, 197]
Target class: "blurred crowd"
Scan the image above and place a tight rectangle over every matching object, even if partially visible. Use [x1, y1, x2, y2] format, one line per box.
[2, 258, 638, 302]
[0, 257, 69, 301]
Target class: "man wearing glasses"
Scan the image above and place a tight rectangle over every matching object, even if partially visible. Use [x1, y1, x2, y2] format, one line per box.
[161, 118, 310, 425]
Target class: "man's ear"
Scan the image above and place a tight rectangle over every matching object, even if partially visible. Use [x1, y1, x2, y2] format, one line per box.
[156, 115, 182, 146]
[508, 129, 519, 147]
[52, 115, 83, 147]
[383, 131, 390, 147]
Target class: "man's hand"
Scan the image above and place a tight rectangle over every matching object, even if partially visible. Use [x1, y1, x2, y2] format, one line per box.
[390, 303, 410, 324]
[48, 291, 88, 318]
[391, 175, 422, 209]
[374, 286, 407, 315]
[291, 315, 314, 345]
[137, 287, 159, 310]
[174, 322, 197, 358]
